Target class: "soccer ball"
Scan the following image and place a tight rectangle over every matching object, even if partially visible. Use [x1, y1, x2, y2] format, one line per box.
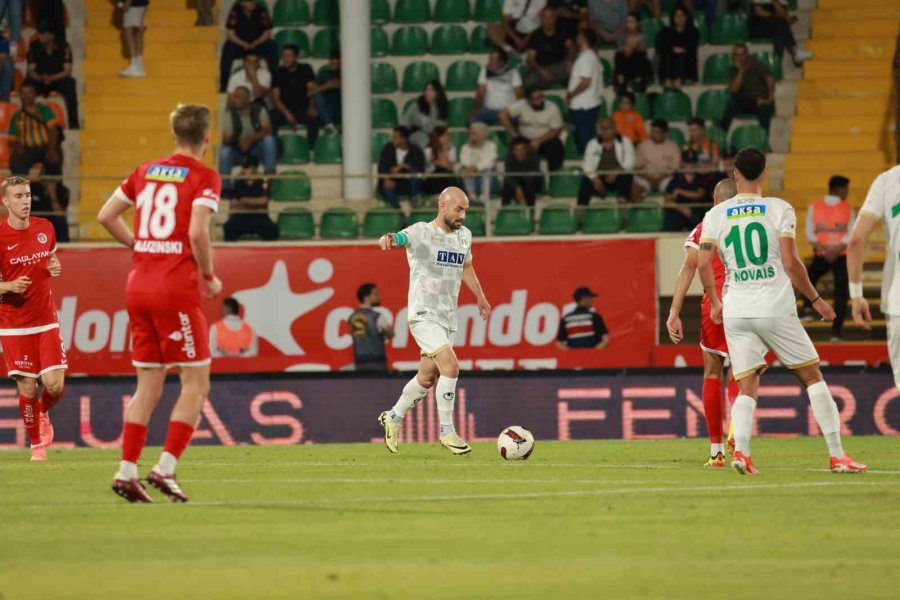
[497, 426, 535, 460]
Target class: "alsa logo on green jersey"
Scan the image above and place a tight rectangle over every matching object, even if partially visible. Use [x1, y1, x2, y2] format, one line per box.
[733, 265, 775, 282]
[727, 204, 766, 220]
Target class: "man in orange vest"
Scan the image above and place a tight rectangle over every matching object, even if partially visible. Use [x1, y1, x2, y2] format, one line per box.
[209, 297, 258, 357]
[805, 176, 854, 340]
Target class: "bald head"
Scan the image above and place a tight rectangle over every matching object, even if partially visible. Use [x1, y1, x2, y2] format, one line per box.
[438, 186, 469, 231]
[713, 178, 737, 204]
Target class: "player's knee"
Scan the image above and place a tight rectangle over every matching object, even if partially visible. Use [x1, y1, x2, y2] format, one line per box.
[44, 379, 63, 397]
[440, 361, 460, 379]
[17, 378, 38, 398]
[417, 372, 437, 388]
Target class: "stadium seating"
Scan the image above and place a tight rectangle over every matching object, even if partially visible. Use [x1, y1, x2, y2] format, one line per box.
[549, 168, 581, 198]
[312, 0, 338, 26]
[474, 0, 502, 22]
[272, 0, 310, 26]
[408, 208, 434, 225]
[752, 51, 783, 81]
[493, 206, 533, 236]
[314, 132, 342, 163]
[489, 130, 508, 160]
[448, 97, 474, 127]
[539, 204, 577, 235]
[278, 133, 311, 165]
[581, 200, 621, 234]
[612, 93, 651, 119]
[600, 57, 613, 87]
[707, 125, 727, 153]
[371, 27, 389, 57]
[641, 17, 665, 46]
[695, 89, 728, 121]
[402, 61, 440, 93]
[652, 91, 692, 122]
[546, 95, 568, 120]
[729, 124, 768, 153]
[363, 208, 404, 237]
[320, 207, 358, 238]
[271, 172, 312, 202]
[468, 25, 491, 53]
[431, 25, 468, 55]
[702, 53, 731, 84]
[564, 134, 582, 160]
[667, 127, 686, 146]
[445, 60, 481, 92]
[450, 129, 468, 154]
[371, 62, 399, 94]
[311, 28, 339, 58]
[391, 26, 428, 56]
[710, 12, 748, 45]
[274, 29, 310, 56]
[466, 207, 487, 236]
[625, 201, 664, 232]
[371, 98, 398, 129]
[370, 0, 390, 24]
[277, 208, 316, 239]
[694, 15, 709, 44]
[435, 0, 470, 22]
[394, 0, 431, 23]
[372, 131, 391, 162]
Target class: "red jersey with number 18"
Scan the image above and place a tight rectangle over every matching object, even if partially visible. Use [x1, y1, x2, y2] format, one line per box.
[116, 153, 220, 299]
[0, 217, 58, 334]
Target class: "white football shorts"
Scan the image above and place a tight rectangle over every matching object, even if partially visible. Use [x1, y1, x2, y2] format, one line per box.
[409, 320, 453, 358]
[887, 315, 900, 389]
[724, 316, 819, 380]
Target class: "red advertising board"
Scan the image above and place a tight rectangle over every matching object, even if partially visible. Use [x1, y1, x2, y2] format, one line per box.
[50, 239, 657, 375]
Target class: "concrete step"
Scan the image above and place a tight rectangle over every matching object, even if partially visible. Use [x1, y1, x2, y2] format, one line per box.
[81, 129, 190, 151]
[791, 134, 883, 153]
[791, 116, 885, 135]
[782, 188, 866, 207]
[86, 41, 216, 61]
[785, 169, 885, 191]
[785, 151, 887, 171]
[84, 93, 218, 113]
[85, 0, 193, 10]
[817, 0, 900, 9]
[85, 76, 218, 97]
[84, 25, 219, 42]
[797, 96, 891, 118]
[83, 58, 214, 78]
[813, 19, 897, 39]
[805, 38, 897, 63]
[803, 60, 892, 80]
[83, 112, 177, 130]
[812, 7, 900, 24]
[796, 78, 891, 99]
[85, 7, 198, 27]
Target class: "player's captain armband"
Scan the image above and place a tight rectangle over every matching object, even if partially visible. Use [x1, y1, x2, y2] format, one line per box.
[392, 232, 410, 247]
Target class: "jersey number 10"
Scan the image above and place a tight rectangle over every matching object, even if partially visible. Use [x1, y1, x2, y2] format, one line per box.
[724, 222, 769, 269]
[136, 182, 178, 240]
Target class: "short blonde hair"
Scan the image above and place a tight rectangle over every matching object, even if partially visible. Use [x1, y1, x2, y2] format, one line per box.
[2, 176, 30, 198]
[170, 104, 211, 147]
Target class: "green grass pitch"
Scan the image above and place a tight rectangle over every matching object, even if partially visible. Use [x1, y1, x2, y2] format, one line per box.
[2, 437, 900, 599]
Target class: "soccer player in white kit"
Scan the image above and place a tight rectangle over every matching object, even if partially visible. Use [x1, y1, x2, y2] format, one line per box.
[847, 164, 900, 387]
[377, 187, 492, 455]
[698, 148, 867, 475]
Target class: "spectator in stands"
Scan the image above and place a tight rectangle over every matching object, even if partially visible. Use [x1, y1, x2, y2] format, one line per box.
[629, 0, 660, 18]
[220, 86, 277, 190]
[0, 0, 21, 54]
[634, 118, 680, 194]
[222, 156, 278, 242]
[655, 6, 699, 90]
[350, 284, 394, 372]
[749, 0, 812, 65]
[662, 169, 708, 231]
[556, 287, 610, 349]
[523, 7, 573, 91]
[548, 0, 586, 40]
[720, 43, 775, 132]
[487, 0, 547, 53]
[612, 91, 647, 144]
[567, 29, 604, 155]
[586, 0, 628, 44]
[502, 136, 542, 207]
[402, 80, 448, 150]
[499, 88, 565, 172]
[210, 298, 258, 358]
[0, 32, 14, 99]
[804, 175, 853, 340]
[29, 180, 68, 242]
[684, 117, 722, 193]
[377, 126, 424, 209]
[25, 26, 78, 129]
[195, 0, 215, 25]
[226, 52, 271, 101]
[460, 122, 499, 201]
[423, 127, 460, 196]
[308, 51, 341, 132]
[118, 0, 147, 77]
[271, 44, 318, 145]
[613, 12, 652, 95]
[219, 0, 279, 93]
[578, 117, 635, 207]
[8, 82, 63, 209]
[472, 48, 524, 126]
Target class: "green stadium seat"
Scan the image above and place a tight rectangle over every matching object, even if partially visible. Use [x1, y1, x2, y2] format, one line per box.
[450, 130, 468, 155]
[393, 0, 430, 23]
[641, 17, 665, 45]
[435, 0, 469, 22]
[314, 132, 342, 164]
[445, 60, 481, 92]
[489, 130, 508, 160]
[696, 89, 729, 122]
[612, 93, 650, 119]
[408, 208, 434, 225]
[563, 133, 581, 160]
[270, 172, 311, 202]
[372, 98, 398, 129]
[391, 26, 428, 56]
[652, 90, 692, 122]
[372, 131, 390, 163]
[363, 208, 404, 238]
[711, 12, 748, 45]
[468, 24, 492, 53]
[595, 97, 609, 119]
[311, 28, 338, 58]
[431, 25, 468, 56]
[546, 95, 568, 120]
[447, 97, 474, 127]
[539, 204, 577, 235]
[320, 207, 358, 239]
[466, 208, 486, 236]
[667, 127, 686, 147]
[272, 0, 310, 26]
[402, 61, 440, 93]
[707, 125, 726, 155]
[600, 57, 612, 87]
[274, 29, 310, 56]
[702, 53, 731, 84]
[494, 206, 533, 236]
[312, 0, 338, 26]
[729, 124, 768, 153]
[581, 200, 620, 234]
[370, 0, 390, 24]
[625, 201, 664, 233]
[474, 0, 502, 22]
[277, 208, 315, 239]
[549, 168, 581, 198]
[371, 26, 389, 57]
[695, 15, 708, 44]
[371, 62, 398, 94]
[278, 134, 310, 164]
[752, 51, 782, 81]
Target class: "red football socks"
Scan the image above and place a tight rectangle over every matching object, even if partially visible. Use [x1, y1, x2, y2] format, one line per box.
[727, 379, 739, 406]
[18, 395, 41, 446]
[121, 422, 149, 463]
[702, 377, 724, 443]
[163, 420, 195, 459]
[39, 386, 63, 414]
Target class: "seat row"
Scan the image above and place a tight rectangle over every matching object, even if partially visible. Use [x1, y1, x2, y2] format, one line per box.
[269, 0, 504, 28]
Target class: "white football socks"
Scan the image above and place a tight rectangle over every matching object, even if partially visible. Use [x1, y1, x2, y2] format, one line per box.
[119, 460, 138, 480]
[807, 381, 845, 458]
[158, 451, 178, 476]
[711, 443, 725, 456]
[435, 376, 458, 436]
[390, 377, 429, 424]
[731, 395, 756, 456]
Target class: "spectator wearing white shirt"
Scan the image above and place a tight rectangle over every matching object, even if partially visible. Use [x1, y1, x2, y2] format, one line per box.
[226, 53, 271, 101]
[472, 48, 525, 125]
[566, 29, 604, 154]
[488, 0, 548, 53]
[577, 117, 635, 208]
[460, 122, 499, 200]
[499, 89, 565, 171]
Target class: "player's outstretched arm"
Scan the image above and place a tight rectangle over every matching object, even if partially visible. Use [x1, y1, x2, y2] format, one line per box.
[847, 213, 878, 328]
[378, 232, 409, 251]
[189, 205, 222, 298]
[667, 248, 699, 343]
[97, 193, 135, 249]
[463, 261, 491, 320]
[697, 242, 721, 323]
[780, 235, 836, 322]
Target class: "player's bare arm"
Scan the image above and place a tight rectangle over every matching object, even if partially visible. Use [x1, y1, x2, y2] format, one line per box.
[462, 260, 491, 320]
[847, 212, 878, 328]
[379, 232, 407, 251]
[0, 276, 31, 294]
[189, 205, 222, 298]
[697, 241, 722, 324]
[97, 193, 135, 249]
[47, 252, 61, 277]
[779, 235, 836, 322]
[667, 247, 699, 344]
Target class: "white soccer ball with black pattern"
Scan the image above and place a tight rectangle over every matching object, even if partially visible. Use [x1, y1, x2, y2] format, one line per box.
[497, 426, 535, 460]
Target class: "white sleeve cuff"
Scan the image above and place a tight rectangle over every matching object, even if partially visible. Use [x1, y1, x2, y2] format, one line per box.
[192, 198, 219, 212]
[113, 186, 134, 205]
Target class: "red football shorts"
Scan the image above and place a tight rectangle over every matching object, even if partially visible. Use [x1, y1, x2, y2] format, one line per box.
[1, 327, 68, 378]
[700, 304, 728, 357]
[127, 292, 211, 368]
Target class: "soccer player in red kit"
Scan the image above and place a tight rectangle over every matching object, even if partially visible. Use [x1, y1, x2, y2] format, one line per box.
[666, 178, 740, 466]
[0, 176, 66, 462]
[97, 104, 222, 503]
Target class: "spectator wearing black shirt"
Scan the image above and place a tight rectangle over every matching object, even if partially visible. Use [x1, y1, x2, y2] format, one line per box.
[502, 137, 542, 207]
[720, 43, 775, 132]
[0, 32, 14, 99]
[749, 0, 812, 64]
[25, 27, 78, 129]
[219, 0, 279, 92]
[557, 287, 610, 349]
[219, 86, 277, 189]
[30, 180, 69, 242]
[655, 6, 699, 89]
[524, 8, 573, 91]
[271, 45, 318, 146]
[548, 0, 586, 40]
[119, 0, 149, 77]
[613, 11, 653, 94]
[223, 156, 278, 241]
[378, 126, 424, 209]
[309, 51, 341, 131]
[662, 169, 708, 231]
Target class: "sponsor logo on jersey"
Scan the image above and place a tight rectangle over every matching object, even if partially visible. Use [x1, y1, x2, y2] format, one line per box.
[178, 311, 197, 359]
[37, 233, 48, 244]
[200, 188, 220, 202]
[146, 165, 189, 183]
[10, 250, 50, 265]
[727, 205, 766, 220]
[435, 250, 466, 267]
[134, 240, 184, 254]
[168, 331, 183, 342]
[6, 243, 18, 250]
[14, 354, 33, 370]
[732, 266, 776, 282]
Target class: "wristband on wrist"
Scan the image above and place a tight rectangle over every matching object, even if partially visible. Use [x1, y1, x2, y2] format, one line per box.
[849, 282, 863, 299]
[809, 295, 821, 304]
[203, 272, 215, 282]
